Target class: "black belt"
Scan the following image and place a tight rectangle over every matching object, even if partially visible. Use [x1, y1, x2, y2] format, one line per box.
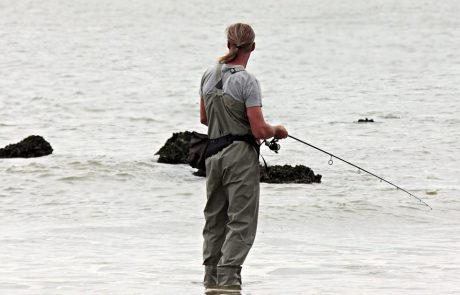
[205, 134, 259, 159]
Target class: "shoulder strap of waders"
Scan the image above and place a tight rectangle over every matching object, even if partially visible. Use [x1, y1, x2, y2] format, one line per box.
[215, 64, 245, 91]
[228, 66, 245, 74]
[214, 63, 223, 92]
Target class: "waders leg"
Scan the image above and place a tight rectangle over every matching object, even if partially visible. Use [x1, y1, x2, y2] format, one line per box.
[218, 144, 260, 289]
[203, 265, 218, 288]
[203, 157, 228, 286]
[216, 266, 242, 290]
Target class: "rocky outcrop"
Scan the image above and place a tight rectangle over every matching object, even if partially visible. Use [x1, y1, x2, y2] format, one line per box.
[0, 135, 53, 158]
[155, 131, 192, 164]
[156, 132, 322, 184]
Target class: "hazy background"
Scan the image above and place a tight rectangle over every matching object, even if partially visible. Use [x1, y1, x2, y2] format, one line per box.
[1, 0, 459, 294]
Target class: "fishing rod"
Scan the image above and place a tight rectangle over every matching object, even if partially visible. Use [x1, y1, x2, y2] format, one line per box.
[265, 135, 432, 210]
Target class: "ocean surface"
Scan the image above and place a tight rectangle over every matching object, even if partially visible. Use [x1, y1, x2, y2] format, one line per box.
[1, 0, 459, 294]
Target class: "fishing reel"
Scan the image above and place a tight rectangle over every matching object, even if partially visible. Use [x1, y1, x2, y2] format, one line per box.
[265, 138, 281, 153]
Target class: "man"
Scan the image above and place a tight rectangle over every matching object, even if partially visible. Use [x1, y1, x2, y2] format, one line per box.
[199, 23, 288, 291]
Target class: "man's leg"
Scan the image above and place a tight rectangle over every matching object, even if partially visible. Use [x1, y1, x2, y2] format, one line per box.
[218, 144, 260, 288]
[203, 157, 228, 287]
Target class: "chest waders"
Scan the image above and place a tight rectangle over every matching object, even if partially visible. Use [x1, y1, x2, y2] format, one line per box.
[202, 64, 260, 290]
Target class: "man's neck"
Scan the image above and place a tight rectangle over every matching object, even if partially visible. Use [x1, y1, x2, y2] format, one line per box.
[227, 54, 250, 68]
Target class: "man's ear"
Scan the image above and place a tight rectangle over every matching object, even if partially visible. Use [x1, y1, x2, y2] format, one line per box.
[251, 42, 256, 52]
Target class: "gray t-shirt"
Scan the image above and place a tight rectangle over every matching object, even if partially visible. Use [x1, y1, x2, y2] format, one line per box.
[199, 64, 262, 108]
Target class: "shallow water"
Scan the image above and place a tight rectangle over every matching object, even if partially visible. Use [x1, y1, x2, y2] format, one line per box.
[1, 0, 459, 294]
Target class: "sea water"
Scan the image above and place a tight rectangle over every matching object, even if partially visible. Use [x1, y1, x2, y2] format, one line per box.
[1, 0, 459, 294]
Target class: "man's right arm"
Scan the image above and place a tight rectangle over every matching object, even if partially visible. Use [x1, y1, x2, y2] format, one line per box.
[247, 106, 287, 140]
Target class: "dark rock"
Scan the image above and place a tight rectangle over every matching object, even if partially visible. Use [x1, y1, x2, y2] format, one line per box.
[156, 131, 322, 184]
[0, 135, 53, 158]
[155, 131, 192, 164]
[192, 164, 322, 184]
[358, 118, 374, 123]
[193, 169, 206, 177]
[260, 164, 321, 184]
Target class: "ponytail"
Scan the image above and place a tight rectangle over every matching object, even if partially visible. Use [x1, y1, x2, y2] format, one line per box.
[219, 46, 239, 64]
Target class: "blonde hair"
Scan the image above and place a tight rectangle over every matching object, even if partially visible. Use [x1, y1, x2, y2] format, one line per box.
[219, 23, 255, 64]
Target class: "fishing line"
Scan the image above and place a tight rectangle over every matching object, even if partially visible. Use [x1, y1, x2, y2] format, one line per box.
[285, 135, 432, 210]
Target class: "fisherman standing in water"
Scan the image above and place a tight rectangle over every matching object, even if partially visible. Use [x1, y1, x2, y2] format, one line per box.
[199, 23, 288, 291]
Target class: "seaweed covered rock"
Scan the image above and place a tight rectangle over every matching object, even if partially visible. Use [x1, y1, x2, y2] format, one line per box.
[156, 131, 322, 184]
[193, 164, 321, 183]
[260, 164, 321, 184]
[155, 131, 192, 164]
[0, 135, 53, 158]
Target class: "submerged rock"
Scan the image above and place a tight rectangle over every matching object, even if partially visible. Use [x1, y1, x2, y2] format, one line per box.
[0, 135, 53, 158]
[358, 118, 374, 123]
[157, 132, 322, 184]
